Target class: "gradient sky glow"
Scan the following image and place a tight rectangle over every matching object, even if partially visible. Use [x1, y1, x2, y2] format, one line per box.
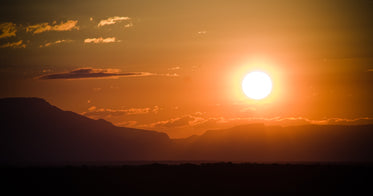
[1, 0, 373, 138]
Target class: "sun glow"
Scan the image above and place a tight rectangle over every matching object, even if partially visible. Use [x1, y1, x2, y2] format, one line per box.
[226, 57, 286, 107]
[242, 71, 272, 100]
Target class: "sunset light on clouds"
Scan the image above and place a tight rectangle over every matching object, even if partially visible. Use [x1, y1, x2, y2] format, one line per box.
[1, 0, 373, 138]
[3, 2, 373, 194]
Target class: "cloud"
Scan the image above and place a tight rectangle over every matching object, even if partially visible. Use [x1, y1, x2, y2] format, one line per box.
[0, 40, 26, 48]
[88, 106, 97, 111]
[159, 73, 179, 77]
[116, 121, 137, 127]
[144, 114, 373, 131]
[153, 116, 195, 129]
[38, 68, 153, 80]
[149, 114, 207, 129]
[26, 20, 79, 34]
[325, 117, 373, 125]
[84, 37, 120, 44]
[40, 40, 72, 47]
[98, 16, 131, 27]
[83, 106, 160, 119]
[124, 23, 133, 28]
[168, 66, 181, 70]
[0, 22, 17, 39]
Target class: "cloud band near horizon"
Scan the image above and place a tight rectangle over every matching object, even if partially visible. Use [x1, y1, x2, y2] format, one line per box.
[38, 68, 153, 80]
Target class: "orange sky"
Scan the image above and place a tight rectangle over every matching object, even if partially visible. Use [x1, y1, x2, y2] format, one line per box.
[1, 0, 373, 138]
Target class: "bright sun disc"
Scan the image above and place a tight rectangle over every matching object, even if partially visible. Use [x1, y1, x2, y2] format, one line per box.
[242, 71, 272, 100]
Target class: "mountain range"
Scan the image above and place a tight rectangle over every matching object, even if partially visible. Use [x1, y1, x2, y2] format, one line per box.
[1, 97, 373, 164]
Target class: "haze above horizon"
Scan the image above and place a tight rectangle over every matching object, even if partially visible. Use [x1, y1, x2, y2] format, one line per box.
[1, 0, 373, 138]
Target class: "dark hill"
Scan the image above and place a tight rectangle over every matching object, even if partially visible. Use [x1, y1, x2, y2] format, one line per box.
[0, 97, 171, 163]
[174, 124, 373, 162]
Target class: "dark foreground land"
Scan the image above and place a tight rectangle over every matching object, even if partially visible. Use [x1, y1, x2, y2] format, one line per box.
[2, 163, 373, 195]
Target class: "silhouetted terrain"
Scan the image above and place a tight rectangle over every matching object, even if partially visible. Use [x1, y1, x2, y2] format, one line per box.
[1, 97, 373, 163]
[0, 97, 171, 163]
[175, 124, 373, 162]
[2, 163, 373, 195]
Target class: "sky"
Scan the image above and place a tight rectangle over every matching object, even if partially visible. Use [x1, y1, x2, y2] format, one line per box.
[1, 0, 373, 138]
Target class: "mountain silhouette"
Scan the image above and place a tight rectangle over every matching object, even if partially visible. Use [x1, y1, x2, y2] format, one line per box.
[174, 124, 373, 162]
[0, 97, 171, 163]
[1, 97, 373, 164]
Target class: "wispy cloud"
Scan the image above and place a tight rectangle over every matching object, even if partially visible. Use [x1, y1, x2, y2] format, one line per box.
[152, 116, 196, 129]
[40, 40, 72, 48]
[124, 23, 133, 28]
[26, 20, 79, 34]
[84, 37, 120, 44]
[0, 40, 26, 48]
[144, 115, 373, 130]
[98, 16, 130, 27]
[146, 113, 206, 129]
[83, 106, 160, 119]
[168, 66, 181, 71]
[159, 73, 179, 77]
[116, 121, 138, 127]
[37, 68, 153, 80]
[0, 22, 17, 39]
[88, 106, 97, 111]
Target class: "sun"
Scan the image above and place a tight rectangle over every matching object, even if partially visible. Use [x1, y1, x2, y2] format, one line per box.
[242, 71, 272, 100]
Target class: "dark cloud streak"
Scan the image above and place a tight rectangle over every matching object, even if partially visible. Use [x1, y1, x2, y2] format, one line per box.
[38, 68, 152, 80]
